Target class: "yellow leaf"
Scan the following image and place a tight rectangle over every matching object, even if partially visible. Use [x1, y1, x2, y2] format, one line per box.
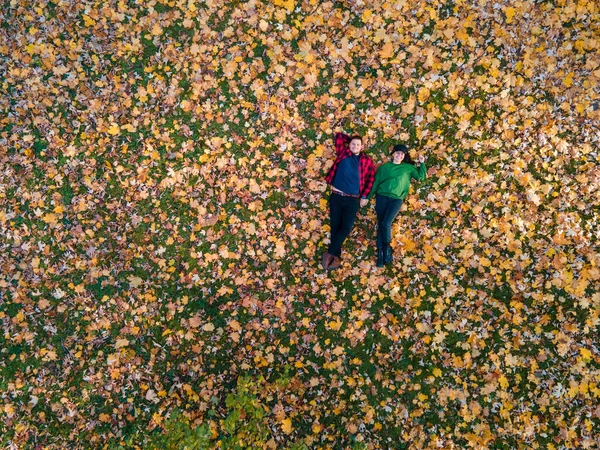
[433, 368, 442, 377]
[82, 14, 96, 27]
[504, 7, 516, 24]
[379, 41, 394, 59]
[580, 347, 592, 361]
[398, 235, 416, 252]
[151, 23, 163, 36]
[417, 87, 430, 103]
[115, 339, 129, 349]
[128, 276, 143, 288]
[327, 319, 342, 331]
[274, 0, 294, 11]
[274, 241, 285, 259]
[43, 213, 58, 224]
[498, 375, 509, 390]
[281, 418, 293, 434]
[107, 124, 120, 135]
[313, 145, 325, 157]
[563, 72, 574, 88]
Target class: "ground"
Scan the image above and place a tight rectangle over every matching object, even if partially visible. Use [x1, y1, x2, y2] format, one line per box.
[1, 0, 599, 448]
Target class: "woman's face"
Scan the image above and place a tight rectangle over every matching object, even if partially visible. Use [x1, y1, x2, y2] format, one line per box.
[392, 151, 405, 163]
[349, 139, 362, 155]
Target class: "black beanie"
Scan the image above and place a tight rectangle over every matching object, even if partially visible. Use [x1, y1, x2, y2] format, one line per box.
[391, 144, 408, 154]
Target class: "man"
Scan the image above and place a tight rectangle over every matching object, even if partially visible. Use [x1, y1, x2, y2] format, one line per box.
[322, 132, 375, 270]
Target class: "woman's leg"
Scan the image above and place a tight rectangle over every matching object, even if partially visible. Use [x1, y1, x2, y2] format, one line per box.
[381, 198, 403, 246]
[328, 196, 360, 258]
[374, 195, 389, 251]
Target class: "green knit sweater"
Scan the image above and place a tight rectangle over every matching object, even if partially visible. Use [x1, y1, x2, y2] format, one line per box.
[367, 162, 427, 200]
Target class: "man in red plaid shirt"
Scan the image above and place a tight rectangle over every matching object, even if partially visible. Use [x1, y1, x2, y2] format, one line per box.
[322, 132, 375, 270]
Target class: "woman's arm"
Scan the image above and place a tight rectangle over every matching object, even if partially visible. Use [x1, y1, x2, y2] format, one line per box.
[412, 156, 427, 181]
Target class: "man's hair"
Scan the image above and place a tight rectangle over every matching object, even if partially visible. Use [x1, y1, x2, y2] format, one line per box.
[349, 135, 362, 143]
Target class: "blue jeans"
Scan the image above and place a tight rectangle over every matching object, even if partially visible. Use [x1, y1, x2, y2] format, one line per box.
[328, 193, 360, 257]
[375, 195, 403, 249]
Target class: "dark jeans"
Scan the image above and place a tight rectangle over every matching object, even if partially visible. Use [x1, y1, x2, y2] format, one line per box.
[375, 195, 403, 250]
[328, 193, 360, 257]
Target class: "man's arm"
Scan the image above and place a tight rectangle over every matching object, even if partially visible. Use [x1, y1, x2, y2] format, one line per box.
[334, 132, 351, 156]
[361, 157, 376, 199]
[367, 165, 382, 201]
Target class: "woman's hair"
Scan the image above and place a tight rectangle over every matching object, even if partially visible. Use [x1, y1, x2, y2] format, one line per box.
[402, 151, 415, 165]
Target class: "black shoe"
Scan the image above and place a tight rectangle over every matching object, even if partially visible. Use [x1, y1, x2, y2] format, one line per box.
[383, 246, 393, 265]
[376, 248, 384, 267]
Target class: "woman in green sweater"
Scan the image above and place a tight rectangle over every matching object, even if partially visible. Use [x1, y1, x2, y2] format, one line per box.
[367, 144, 427, 267]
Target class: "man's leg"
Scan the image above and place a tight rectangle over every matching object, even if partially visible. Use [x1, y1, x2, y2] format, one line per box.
[327, 193, 343, 256]
[323, 193, 344, 268]
[328, 196, 360, 258]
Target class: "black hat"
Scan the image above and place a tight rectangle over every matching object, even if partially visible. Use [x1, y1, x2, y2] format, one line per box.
[391, 144, 408, 154]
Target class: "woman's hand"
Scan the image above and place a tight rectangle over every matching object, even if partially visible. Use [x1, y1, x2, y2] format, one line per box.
[416, 155, 425, 164]
[360, 199, 368, 208]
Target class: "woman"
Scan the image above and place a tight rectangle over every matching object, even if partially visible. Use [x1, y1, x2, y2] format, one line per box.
[367, 144, 426, 267]
[322, 132, 375, 270]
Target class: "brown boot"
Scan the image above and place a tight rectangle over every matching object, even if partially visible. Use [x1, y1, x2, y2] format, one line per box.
[322, 252, 334, 270]
[328, 256, 342, 270]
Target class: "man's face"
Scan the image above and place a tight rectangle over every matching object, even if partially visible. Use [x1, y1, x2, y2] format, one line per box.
[349, 139, 362, 155]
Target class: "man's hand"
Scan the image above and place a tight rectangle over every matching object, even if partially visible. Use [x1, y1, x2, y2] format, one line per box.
[360, 198, 368, 208]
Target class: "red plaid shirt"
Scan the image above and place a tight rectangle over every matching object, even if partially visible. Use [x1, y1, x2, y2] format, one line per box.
[325, 133, 375, 198]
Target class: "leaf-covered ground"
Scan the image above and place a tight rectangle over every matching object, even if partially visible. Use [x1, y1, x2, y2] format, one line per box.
[1, 0, 599, 448]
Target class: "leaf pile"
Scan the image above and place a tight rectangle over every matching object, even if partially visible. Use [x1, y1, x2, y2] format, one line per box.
[1, 0, 599, 448]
